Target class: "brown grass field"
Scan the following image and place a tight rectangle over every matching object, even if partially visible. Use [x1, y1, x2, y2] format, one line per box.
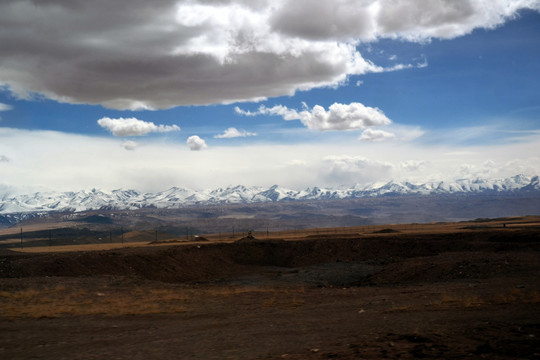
[4, 215, 539, 253]
[1, 216, 539, 359]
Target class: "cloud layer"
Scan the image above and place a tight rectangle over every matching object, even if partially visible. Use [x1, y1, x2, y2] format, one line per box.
[1, 0, 537, 109]
[0, 127, 539, 192]
[97, 117, 180, 136]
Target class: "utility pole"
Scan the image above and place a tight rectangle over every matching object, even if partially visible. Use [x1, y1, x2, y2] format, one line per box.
[121, 227, 124, 244]
[20, 227, 23, 249]
[49, 229, 52, 247]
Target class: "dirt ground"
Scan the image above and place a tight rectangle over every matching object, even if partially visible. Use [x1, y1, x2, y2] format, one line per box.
[1, 218, 539, 359]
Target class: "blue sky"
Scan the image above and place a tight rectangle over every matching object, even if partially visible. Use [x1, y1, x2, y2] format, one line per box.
[0, 1, 539, 193]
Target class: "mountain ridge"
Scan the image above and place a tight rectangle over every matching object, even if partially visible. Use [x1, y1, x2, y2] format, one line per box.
[1, 175, 539, 215]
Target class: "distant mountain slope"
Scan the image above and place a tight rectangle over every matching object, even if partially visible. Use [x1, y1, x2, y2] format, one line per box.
[0, 175, 538, 215]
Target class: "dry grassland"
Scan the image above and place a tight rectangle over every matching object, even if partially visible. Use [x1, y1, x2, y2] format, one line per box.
[6, 215, 540, 254]
[1, 216, 539, 359]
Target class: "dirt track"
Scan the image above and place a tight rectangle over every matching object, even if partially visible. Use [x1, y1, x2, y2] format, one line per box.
[1, 223, 539, 359]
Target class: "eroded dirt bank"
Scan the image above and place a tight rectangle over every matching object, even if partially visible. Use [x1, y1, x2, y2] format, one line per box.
[1, 229, 539, 283]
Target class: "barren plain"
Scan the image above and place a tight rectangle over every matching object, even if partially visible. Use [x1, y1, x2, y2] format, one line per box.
[1, 216, 539, 359]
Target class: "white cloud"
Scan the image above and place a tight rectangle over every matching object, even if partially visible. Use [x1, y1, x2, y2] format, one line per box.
[286, 159, 309, 167]
[214, 127, 257, 138]
[0, 103, 13, 111]
[236, 102, 392, 131]
[457, 160, 501, 179]
[122, 140, 138, 151]
[269, 0, 540, 42]
[321, 155, 394, 186]
[97, 117, 180, 137]
[400, 160, 427, 172]
[187, 135, 208, 151]
[374, 0, 540, 41]
[388, 124, 426, 141]
[359, 128, 396, 142]
[417, 58, 429, 68]
[444, 151, 477, 156]
[0, 1, 537, 109]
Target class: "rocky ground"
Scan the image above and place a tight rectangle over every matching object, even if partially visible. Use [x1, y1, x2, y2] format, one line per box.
[0, 220, 539, 359]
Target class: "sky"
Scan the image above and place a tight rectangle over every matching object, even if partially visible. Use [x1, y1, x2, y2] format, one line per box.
[0, 0, 540, 193]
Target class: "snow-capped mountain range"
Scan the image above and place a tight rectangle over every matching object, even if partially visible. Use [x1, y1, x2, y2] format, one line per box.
[1, 175, 539, 215]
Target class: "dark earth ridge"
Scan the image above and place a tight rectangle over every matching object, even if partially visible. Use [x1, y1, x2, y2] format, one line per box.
[1, 229, 538, 285]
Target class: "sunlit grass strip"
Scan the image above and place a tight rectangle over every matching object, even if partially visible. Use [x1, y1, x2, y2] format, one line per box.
[8, 241, 153, 253]
[0, 286, 189, 318]
[0, 285, 305, 318]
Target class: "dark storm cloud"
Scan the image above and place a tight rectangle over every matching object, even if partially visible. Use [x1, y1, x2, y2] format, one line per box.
[0, 0, 538, 110]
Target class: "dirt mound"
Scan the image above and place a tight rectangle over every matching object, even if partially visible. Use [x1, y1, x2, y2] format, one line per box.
[1, 229, 538, 285]
[235, 234, 259, 242]
[373, 228, 400, 234]
[0, 245, 252, 283]
[364, 251, 540, 285]
[0, 248, 17, 256]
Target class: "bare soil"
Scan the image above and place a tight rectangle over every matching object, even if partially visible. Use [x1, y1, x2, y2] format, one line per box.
[1, 218, 539, 359]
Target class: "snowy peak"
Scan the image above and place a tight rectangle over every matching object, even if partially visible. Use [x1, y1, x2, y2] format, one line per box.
[208, 185, 263, 203]
[0, 175, 539, 215]
[255, 185, 298, 202]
